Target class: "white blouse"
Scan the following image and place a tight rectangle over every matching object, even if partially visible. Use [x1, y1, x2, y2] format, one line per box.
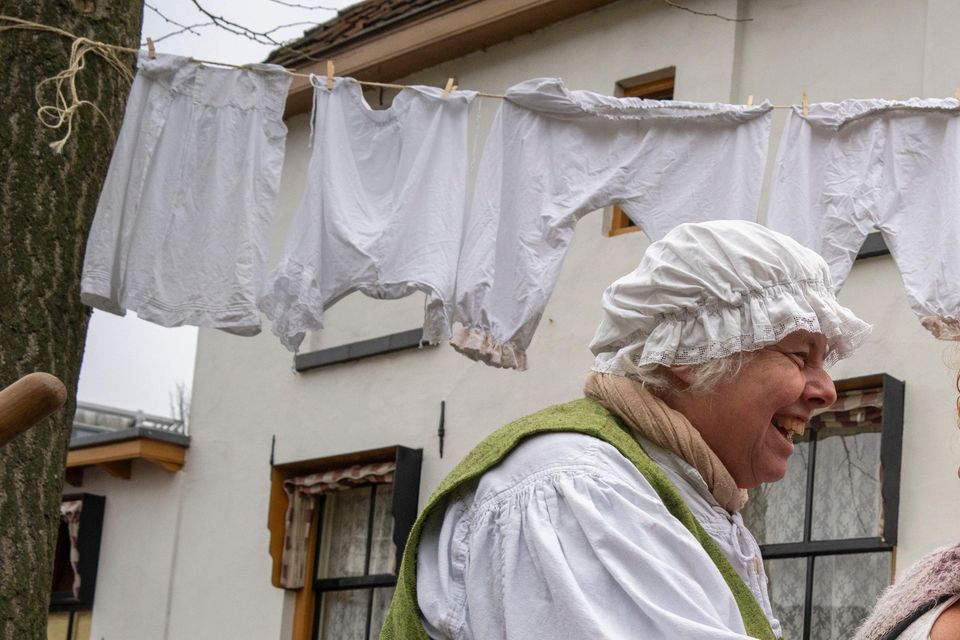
[416, 431, 781, 639]
[896, 594, 960, 640]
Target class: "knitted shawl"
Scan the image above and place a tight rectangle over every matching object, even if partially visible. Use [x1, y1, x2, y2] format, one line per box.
[852, 543, 960, 640]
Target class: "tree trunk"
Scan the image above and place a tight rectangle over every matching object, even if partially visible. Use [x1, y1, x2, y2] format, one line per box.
[0, 2, 143, 638]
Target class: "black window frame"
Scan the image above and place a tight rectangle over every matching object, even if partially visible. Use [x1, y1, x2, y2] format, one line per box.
[754, 373, 904, 640]
[49, 493, 105, 640]
[309, 446, 422, 640]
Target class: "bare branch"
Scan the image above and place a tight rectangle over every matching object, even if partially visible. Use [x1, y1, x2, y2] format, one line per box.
[262, 21, 323, 37]
[144, 1, 205, 37]
[146, 22, 217, 46]
[190, 0, 314, 46]
[661, 0, 752, 22]
[267, 0, 338, 10]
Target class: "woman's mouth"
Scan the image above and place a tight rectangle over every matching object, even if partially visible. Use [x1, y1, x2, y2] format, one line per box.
[772, 416, 806, 441]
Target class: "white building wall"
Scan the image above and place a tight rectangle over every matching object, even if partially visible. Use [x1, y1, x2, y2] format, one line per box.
[85, 0, 960, 637]
[80, 463, 183, 640]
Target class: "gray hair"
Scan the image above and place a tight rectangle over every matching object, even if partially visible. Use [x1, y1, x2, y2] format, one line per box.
[623, 351, 755, 396]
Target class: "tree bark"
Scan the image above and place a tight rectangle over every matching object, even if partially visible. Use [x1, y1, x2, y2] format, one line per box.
[0, 2, 143, 638]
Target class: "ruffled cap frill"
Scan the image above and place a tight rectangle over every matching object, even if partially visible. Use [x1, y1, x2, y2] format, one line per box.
[590, 221, 872, 376]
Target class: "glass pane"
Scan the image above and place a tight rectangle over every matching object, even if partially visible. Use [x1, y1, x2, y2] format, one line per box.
[811, 553, 891, 639]
[318, 589, 369, 640]
[764, 557, 806, 640]
[46, 612, 70, 640]
[743, 437, 809, 544]
[811, 424, 882, 540]
[316, 487, 372, 579]
[368, 587, 395, 640]
[368, 484, 397, 575]
[74, 611, 92, 640]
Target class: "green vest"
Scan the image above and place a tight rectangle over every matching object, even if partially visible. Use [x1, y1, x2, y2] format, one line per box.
[381, 398, 778, 640]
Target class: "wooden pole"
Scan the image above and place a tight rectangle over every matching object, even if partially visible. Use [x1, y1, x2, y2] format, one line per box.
[0, 372, 67, 448]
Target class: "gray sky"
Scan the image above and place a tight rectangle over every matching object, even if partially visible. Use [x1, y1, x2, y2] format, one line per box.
[76, 0, 355, 417]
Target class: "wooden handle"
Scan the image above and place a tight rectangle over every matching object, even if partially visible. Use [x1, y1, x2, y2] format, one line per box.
[0, 372, 68, 447]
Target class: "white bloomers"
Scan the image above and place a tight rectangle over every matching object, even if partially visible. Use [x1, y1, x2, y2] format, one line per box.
[451, 78, 773, 370]
[260, 77, 477, 351]
[81, 52, 291, 335]
[767, 98, 960, 340]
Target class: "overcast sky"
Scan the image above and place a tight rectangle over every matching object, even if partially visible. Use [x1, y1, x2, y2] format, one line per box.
[76, 0, 356, 417]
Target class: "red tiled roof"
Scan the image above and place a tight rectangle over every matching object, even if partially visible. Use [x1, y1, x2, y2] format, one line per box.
[266, 0, 466, 67]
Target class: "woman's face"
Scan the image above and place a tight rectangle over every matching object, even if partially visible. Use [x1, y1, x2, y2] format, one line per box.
[670, 330, 837, 489]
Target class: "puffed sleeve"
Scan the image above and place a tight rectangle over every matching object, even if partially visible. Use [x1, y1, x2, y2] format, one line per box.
[417, 433, 762, 639]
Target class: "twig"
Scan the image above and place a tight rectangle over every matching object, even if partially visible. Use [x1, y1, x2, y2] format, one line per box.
[662, 0, 752, 22]
[144, 1, 205, 36]
[146, 22, 216, 45]
[190, 0, 320, 46]
[262, 21, 322, 37]
[267, 0, 338, 10]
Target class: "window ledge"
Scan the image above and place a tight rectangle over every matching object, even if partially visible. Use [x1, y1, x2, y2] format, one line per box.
[294, 328, 432, 372]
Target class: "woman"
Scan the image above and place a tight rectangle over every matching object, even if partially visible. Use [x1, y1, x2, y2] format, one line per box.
[382, 220, 872, 639]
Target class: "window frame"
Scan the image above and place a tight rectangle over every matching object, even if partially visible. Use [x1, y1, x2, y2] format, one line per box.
[754, 373, 905, 640]
[48, 493, 105, 640]
[268, 445, 422, 640]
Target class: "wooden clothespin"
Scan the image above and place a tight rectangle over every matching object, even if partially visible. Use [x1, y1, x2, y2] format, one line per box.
[326, 60, 335, 90]
[746, 94, 754, 107]
[442, 77, 456, 98]
[146, 37, 156, 60]
[801, 90, 809, 116]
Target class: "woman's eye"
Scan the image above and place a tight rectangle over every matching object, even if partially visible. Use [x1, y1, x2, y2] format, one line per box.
[781, 352, 807, 367]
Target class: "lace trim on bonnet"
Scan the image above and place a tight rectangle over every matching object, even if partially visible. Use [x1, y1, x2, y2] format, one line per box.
[593, 278, 871, 375]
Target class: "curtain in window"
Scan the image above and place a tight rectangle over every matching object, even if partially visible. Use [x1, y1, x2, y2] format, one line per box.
[60, 500, 83, 599]
[280, 462, 396, 589]
[810, 389, 883, 430]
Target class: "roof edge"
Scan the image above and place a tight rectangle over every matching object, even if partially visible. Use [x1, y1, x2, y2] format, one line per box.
[277, 0, 619, 118]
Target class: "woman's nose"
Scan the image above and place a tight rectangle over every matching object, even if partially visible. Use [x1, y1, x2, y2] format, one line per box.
[804, 367, 838, 408]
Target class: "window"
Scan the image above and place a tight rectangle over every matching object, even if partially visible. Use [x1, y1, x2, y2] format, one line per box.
[268, 446, 422, 640]
[312, 483, 398, 638]
[47, 493, 105, 640]
[608, 73, 676, 237]
[742, 374, 905, 640]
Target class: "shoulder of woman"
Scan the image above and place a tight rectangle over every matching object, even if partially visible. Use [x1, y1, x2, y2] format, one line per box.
[470, 431, 652, 502]
[931, 598, 960, 640]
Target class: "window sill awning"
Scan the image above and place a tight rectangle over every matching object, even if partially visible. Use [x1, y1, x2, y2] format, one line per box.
[65, 428, 190, 485]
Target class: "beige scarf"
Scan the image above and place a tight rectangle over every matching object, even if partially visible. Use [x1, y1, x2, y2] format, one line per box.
[584, 371, 748, 513]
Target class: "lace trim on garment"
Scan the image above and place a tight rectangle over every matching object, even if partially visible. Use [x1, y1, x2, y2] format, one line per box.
[450, 322, 527, 370]
[920, 315, 960, 341]
[592, 278, 871, 373]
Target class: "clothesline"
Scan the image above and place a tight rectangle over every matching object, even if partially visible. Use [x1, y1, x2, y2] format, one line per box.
[6, 13, 960, 151]
[1, 13, 831, 115]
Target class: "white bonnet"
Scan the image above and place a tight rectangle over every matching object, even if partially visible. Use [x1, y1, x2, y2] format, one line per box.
[590, 220, 871, 375]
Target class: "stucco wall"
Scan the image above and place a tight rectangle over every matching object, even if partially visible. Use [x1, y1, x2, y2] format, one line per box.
[85, 1, 960, 637]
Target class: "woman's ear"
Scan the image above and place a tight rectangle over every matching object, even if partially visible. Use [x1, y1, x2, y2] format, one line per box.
[667, 365, 694, 390]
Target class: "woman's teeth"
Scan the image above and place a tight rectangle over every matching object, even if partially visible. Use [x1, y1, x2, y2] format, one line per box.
[772, 416, 806, 438]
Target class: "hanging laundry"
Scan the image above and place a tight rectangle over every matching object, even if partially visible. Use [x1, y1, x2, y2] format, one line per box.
[766, 98, 960, 340]
[259, 77, 477, 351]
[81, 52, 291, 335]
[451, 78, 773, 370]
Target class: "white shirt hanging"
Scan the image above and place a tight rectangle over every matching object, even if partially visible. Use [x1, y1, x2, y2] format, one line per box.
[259, 77, 477, 351]
[81, 52, 291, 335]
[451, 78, 773, 369]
